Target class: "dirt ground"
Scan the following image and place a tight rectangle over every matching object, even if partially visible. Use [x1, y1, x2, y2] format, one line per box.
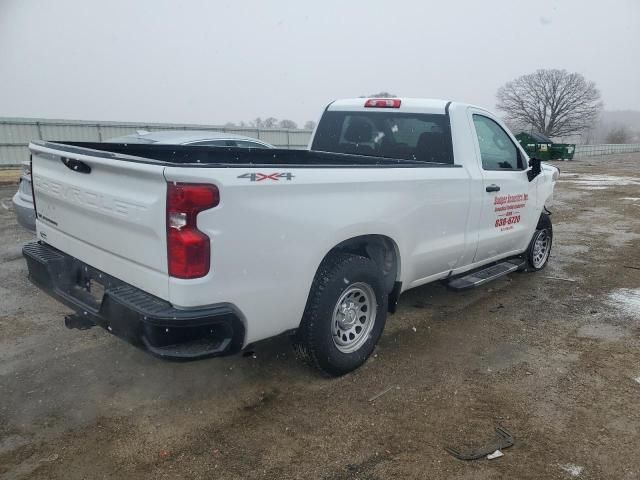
[0, 169, 20, 186]
[1, 154, 639, 480]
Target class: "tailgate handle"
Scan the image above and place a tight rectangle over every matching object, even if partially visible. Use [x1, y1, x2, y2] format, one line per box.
[61, 157, 91, 174]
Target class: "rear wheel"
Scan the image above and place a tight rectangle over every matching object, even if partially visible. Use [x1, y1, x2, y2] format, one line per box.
[526, 214, 553, 271]
[293, 253, 387, 376]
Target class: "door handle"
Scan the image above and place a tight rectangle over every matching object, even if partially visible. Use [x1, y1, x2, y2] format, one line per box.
[486, 184, 500, 192]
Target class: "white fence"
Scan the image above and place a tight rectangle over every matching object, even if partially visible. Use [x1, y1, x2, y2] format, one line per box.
[574, 144, 640, 157]
[1, 117, 639, 166]
[0, 117, 313, 166]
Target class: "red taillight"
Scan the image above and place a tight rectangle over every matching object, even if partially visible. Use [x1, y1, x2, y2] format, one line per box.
[364, 98, 401, 108]
[166, 183, 219, 279]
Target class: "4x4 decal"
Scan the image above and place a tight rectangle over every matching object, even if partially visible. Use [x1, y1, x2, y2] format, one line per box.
[237, 172, 295, 182]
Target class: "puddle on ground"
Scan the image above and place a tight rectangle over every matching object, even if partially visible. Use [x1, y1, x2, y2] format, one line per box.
[552, 223, 591, 247]
[567, 213, 640, 247]
[479, 343, 541, 372]
[547, 243, 590, 275]
[0, 434, 30, 455]
[576, 323, 627, 341]
[607, 288, 640, 318]
[554, 244, 590, 257]
[553, 190, 589, 206]
[598, 227, 640, 248]
[562, 174, 640, 190]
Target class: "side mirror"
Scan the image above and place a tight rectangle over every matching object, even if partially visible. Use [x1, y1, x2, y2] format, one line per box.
[527, 157, 542, 182]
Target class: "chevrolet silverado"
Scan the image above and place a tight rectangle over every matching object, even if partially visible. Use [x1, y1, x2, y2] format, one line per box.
[23, 98, 558, 375]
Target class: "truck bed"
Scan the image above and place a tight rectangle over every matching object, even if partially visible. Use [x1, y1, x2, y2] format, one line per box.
[34, 140, 459, 168]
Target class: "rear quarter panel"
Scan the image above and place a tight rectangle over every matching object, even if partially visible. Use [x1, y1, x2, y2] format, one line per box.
[164, 165, 470, 344]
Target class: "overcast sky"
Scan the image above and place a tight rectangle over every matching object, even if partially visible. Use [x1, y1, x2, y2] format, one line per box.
[0, 0, 638, 125]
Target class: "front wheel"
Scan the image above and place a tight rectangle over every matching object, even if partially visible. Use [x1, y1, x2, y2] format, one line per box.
[293, 253, 387, 376]
[526, 214, 553, 271]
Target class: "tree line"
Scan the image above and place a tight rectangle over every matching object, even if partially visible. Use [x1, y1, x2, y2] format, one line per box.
[224, 118, 316, 130]
[224, 94, 396, 131]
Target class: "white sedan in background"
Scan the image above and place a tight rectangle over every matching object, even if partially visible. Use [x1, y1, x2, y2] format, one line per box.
[12, 131, 274, 231]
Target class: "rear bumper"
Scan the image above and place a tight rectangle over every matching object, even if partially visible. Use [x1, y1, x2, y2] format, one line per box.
[23, 241, 245, 360]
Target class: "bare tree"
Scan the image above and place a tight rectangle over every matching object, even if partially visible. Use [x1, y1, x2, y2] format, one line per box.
[496, 69, 602, 138]
[605, 125, 630, 144]
[263, 117, 279, 129]
[278, 119, 298, 129]
[304, 120, 316, 130]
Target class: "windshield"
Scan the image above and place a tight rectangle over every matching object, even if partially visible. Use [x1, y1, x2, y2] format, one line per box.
[311, 111, 454, 164]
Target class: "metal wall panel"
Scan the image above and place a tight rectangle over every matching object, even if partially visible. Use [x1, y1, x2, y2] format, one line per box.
[0, 122, 41, 144]
[0, 145, 30, 166]
[39, 124, 101, 142]
[5, 117, 638, 166]
[0, 118, 314, 165]
[98, 126, 144, 139]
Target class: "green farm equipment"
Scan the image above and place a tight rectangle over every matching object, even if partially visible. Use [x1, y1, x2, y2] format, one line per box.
[515, 132, 575, 160]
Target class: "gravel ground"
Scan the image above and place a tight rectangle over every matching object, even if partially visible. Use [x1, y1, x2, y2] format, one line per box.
[0, 169, 20, 186]
[1, 154, 639, 479]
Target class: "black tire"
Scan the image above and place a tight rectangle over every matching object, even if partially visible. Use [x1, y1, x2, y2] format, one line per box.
[293, 253, 388, 376]
[526, 213, 553, 271]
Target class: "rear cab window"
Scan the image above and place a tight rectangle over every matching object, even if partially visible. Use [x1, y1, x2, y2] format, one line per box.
[312, 111, 454, 164]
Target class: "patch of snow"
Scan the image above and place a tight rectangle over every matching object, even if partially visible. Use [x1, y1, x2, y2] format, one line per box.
[607, 288, 640, 318]
[487, 449, 504, 460]
[633, 376, 640, 385]
[563, 174, 640, 190]
[560, 464, 584, 477]
[621, 197, 640, 202]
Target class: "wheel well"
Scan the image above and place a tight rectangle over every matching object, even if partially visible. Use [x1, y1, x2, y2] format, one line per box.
[324, 235, 400, 295]
[537, 211, 552, 231]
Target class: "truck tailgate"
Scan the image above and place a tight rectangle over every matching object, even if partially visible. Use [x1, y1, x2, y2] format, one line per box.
[30, 143, 170, 299]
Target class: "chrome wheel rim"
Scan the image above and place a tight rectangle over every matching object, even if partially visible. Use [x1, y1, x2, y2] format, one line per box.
[532, 230, 551, 268]
[332, 282, 377, 354]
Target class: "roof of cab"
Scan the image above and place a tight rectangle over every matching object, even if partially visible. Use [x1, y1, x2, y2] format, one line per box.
[328, 97, 453, 115]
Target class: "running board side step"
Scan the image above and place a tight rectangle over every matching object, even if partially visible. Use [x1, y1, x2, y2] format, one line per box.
[447, 259, 525, 291]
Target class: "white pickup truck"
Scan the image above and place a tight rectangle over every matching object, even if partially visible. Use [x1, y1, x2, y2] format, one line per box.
[24, 98, 558, 375]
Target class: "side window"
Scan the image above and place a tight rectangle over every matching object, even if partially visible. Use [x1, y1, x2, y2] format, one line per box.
[472, 115, 522, 170]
